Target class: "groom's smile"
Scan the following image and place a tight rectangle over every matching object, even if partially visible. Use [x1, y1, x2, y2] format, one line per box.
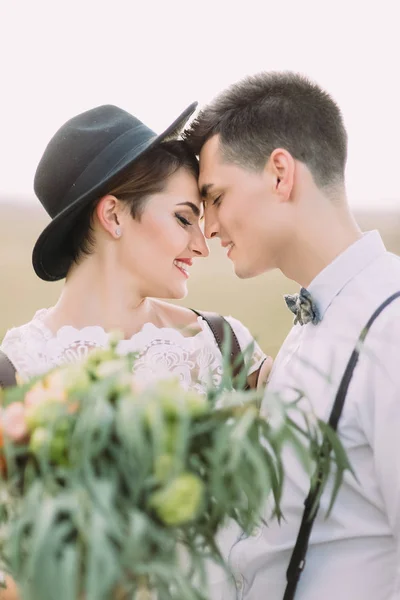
[221, 240, 235, 258]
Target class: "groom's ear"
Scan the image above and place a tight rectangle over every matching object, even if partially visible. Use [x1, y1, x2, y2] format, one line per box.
[266, 148, 295, 202]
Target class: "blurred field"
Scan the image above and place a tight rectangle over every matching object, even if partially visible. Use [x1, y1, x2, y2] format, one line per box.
[1, 201, 400, 357]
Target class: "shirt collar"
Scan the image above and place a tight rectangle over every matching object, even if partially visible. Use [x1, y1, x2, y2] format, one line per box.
[307, 231, 387, 319]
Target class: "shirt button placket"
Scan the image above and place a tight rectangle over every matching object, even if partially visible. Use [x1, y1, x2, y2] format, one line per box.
[235, 574, 244, 599]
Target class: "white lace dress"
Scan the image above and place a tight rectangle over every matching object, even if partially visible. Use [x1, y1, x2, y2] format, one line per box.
[1, 308, 265, 390]
[0, 308, 265, 598]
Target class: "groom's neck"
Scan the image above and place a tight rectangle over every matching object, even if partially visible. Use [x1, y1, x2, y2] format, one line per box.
[280, 192, 362, 288]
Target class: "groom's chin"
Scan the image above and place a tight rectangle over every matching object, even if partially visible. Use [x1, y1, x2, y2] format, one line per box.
[233, 261, 271, 279]
[233, 264, 255, 279]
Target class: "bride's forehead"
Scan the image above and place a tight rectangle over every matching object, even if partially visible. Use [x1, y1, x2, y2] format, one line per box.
[145, 176, 202, 208]
[138, 191, 202, 219]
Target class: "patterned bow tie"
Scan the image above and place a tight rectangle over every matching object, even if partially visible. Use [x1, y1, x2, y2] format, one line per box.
[284, 287, 321, 326]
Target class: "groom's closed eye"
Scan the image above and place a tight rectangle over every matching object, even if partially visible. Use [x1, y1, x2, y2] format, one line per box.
[212, 195, 222, 207]
[200, 184, 223, 208]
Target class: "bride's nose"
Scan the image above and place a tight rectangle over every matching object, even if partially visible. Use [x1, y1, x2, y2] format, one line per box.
[190, 230, 209, 258]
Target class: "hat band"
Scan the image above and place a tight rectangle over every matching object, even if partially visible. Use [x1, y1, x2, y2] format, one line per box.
[54, 123, 157, 218]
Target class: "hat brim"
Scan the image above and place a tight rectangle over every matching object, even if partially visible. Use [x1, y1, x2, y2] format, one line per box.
[32, 102, 198, 281]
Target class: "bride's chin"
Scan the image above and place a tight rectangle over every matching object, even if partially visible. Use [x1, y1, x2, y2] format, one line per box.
[164, 285, 188, 300]
[175, 287, 189, 300]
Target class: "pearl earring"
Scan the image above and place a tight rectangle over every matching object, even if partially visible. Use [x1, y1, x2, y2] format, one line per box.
[115, 227, 122, 237]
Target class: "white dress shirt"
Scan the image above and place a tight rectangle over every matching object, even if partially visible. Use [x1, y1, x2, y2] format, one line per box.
[224, 231, 400, 600]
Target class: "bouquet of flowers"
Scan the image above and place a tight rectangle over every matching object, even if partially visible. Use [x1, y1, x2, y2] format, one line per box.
[0, 339, 350, 600]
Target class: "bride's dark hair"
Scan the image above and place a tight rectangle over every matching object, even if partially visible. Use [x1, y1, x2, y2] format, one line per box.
[67, 140, 199, 268]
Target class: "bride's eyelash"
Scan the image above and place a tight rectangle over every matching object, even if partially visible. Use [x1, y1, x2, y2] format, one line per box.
[175, 213, 192, 227]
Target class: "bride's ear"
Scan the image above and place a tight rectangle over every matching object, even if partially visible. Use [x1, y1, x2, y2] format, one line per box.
[266, 148, 295, 202]
[95, 195, 123, 239]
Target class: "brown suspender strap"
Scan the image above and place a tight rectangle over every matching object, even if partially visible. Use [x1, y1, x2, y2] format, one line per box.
[191, 310, 246, 380]
[0, 350, 17, 389]
[283, 290, 400, 600]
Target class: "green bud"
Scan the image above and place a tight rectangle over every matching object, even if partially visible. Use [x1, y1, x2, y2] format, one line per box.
[29, 427, 51, 455]
[85, 348, 115, 371]
[185, 391, 209, 417]
[63, 365, 91, 394]
[149, 473, 204, 525]
[147, 380, 208, 421]
[50, 430, 69, 465]
[95, 359, 126, 380]
[153, 379, 186, 419]
[108, 330, 124, 350]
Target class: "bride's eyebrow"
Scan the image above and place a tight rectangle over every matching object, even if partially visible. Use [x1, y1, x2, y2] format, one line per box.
[176, 202, 201, 218]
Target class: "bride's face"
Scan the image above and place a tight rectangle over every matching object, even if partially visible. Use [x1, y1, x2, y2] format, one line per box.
[118, 168, 209, 299]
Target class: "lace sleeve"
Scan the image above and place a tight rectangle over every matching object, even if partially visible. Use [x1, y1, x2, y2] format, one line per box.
[0, 321, 51, 382]
[0, 327, 26, 379]
[224, 316, 267, 376]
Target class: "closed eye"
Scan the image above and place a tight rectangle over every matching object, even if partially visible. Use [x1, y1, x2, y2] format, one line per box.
[213, 195, 222, 206]
[175, 213, 192, 227]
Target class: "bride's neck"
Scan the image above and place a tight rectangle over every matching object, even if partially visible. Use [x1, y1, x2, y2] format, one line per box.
[44, 257, 156, 337]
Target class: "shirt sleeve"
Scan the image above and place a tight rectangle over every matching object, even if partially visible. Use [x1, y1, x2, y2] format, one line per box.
[224, 316, 267, 376]
[356, 305, 400, 544]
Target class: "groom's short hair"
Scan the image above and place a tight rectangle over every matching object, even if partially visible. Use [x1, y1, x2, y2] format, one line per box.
[184, 71, 348, 189]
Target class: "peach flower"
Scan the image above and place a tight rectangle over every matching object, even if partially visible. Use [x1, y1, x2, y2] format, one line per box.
[25, 372, 66, 411]
[2, 402, 28, 442]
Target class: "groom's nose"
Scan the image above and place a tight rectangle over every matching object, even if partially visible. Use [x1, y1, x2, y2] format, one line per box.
[204, 206, 220, 239]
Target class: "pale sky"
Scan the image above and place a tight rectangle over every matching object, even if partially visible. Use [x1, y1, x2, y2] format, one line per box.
[1, 0, 399, 210]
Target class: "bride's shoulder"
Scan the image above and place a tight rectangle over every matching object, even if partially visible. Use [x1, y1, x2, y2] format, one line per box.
[150, 299, 200, 329]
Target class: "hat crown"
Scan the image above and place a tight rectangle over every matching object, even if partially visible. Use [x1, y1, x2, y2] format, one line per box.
[34, 105, 152, 217]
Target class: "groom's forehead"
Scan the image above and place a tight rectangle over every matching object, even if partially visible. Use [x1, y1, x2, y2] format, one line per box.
[198, 135, 224, 192]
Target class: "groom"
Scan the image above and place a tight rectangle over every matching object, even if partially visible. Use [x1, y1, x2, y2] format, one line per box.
[184, 72, 400, 600]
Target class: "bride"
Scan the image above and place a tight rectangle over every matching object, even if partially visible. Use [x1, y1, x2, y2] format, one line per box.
[0, 103, 271, 599]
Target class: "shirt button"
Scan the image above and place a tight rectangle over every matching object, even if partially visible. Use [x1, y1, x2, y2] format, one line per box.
[235, 576, 243, 590]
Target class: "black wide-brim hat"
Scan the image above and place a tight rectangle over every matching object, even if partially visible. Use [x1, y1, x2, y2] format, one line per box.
[32, 102, 198, 281]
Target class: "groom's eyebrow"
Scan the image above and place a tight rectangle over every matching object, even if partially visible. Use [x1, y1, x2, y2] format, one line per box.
[200, 184, 213, 200]
[176, 202, 201, 217]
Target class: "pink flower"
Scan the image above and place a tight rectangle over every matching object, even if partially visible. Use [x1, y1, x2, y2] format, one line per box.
[2, 403, 28, 442]
[25, 374, 66, 411]
[24, 384, 48, 410]
[43, 372, 67, 402]
[24, 378, 68, 431]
